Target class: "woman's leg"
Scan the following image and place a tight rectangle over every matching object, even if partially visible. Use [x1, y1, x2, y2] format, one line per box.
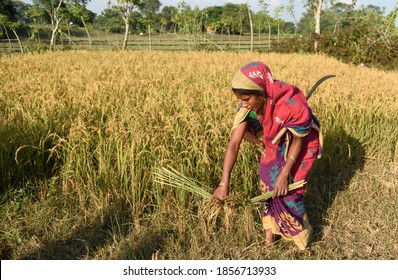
[265, 228, 273, 245]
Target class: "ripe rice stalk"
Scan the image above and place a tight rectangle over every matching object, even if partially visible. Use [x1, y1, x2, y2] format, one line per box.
[154, 167, 306, 203]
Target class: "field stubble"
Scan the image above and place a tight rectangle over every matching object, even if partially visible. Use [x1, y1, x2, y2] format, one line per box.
[0, 50, 397, 259]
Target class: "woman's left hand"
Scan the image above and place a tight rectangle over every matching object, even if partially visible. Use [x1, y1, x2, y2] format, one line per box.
[273, 173, 288, 198]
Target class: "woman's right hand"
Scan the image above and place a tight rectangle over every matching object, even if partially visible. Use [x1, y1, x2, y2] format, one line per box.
[211, 182, 229, 202]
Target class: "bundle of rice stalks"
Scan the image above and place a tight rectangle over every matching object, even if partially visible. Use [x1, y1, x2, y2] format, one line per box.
[153, 166, 212, 199]
[153, 166, 307, 204]
[249, 180, 307, 203]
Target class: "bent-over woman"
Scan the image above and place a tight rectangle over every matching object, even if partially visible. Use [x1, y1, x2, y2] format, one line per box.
[212, 61, 321, 250]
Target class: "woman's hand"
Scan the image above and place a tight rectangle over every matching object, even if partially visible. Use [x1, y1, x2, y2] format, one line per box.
[272, 173, 288, 198]
[212, 182, 229, 202]
[272, 134, 303, 199]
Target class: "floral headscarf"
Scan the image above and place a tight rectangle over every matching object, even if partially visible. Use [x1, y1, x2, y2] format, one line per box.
[231, 61, 317, 144]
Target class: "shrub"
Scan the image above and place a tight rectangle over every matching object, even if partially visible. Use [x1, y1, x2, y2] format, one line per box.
[273, 22, 398, 71]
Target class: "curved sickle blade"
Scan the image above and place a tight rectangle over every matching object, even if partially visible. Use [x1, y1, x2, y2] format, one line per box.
[305, 74, 336, 100]
[270, 74, 336, 145]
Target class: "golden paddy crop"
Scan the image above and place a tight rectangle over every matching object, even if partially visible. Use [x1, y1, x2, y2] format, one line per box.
[0, 50, 397, 260]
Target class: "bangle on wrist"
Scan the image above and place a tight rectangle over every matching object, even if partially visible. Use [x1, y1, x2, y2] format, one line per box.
[289, 155, 296, 163]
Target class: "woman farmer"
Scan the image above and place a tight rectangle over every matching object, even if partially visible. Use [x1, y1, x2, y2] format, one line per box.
[212, 61, 321, 250]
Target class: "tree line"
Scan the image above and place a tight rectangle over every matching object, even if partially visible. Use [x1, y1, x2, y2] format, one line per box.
[0, 0, 397, 69]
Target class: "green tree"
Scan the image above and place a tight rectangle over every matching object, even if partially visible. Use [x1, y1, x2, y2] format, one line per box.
[305, 0, 336, 51]
[296, 8, 313, 35]
[247, 0, 253, 51]
[329, 1, 356, 34]
[222, 3, 243, 35]
[138, 0, 161, 50]
[319, 3, 397, 69]
[0, 0, 32, 24]
[158, 5, 177, 33]
[0, 0, 17, 22]
[286, 0, 298, 34]
[257, 0, 271, 49]
[94, 8, 124, 33]
[0, 1, 33, 51]
[171, 1, 193, 34]
[67, 3, 95, 47]
[111, 0, 142, 50]
[66, 3, 95, 26]
[30, 0, 91, 50]
[204, 5, 222, 33]
[0, 13, 23, 53]
[274, 4, 284, 43]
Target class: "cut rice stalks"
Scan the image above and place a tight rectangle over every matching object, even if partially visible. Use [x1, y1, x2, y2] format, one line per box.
[154, 166, 212, 199]
[249, 180, 307, 203]
[153, 166, 306, 204]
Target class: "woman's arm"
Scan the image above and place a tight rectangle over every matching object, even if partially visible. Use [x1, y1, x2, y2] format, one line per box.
[212, 121, 247, 202]
[243, 130, 266, 156]
[273, 133, 303, 198]
[243, 130, 262, 146]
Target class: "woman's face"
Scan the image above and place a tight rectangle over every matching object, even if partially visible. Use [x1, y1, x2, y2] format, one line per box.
[234, 92, 265, 115]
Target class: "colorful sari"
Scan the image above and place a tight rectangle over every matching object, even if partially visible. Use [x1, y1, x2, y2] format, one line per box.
[232, 62, 321, 250]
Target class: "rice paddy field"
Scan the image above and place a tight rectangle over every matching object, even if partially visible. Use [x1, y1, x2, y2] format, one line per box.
[0, 50, 397, 260]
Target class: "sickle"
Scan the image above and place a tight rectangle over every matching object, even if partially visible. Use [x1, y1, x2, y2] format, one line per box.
[305, 74, 336, 100]
[271, 74, 336, 145]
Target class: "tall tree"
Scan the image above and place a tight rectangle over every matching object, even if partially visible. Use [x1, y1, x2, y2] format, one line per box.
[305, 0, 326, 51]
[158, 5, 177, 33]
[246, 0, 253, 51]
[67, 3, 95, 48]
[222, 3, 244, 35]
[328, 1, 357, 34]
[111, 0, 142, 50]
[31, 0, 91, 51]
[138, 0, 161, 50]
[0, 0, 17, 22]
[171, 1, 193, 34]
[94, 8, 124, 33]
[274, 4, 284, 43]
[0, 13, 24, 53]
[286, 0, 298, 34]
[205, 5, 222, 33]
[258, 0, 271, 49]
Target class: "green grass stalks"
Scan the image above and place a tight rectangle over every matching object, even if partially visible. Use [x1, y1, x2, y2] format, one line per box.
[154, 166, 212, 199]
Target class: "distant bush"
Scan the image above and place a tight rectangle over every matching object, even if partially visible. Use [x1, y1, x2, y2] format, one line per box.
[271, 35, 314, 54]
[320, 22, 398, 71]
[273, 22, 398, 71]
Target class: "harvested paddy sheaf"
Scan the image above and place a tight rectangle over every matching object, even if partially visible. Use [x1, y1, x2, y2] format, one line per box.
[0, 50, 397, 260]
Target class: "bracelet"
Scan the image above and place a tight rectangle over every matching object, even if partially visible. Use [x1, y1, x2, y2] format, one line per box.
[289, 155, 296, 163]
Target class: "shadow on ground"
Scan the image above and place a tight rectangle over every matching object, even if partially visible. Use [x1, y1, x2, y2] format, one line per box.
[306, 127, 366, 242]
[15, 198, 169, 260]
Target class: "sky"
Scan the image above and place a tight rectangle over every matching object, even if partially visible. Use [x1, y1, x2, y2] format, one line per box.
[20, 1, 397, 23]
